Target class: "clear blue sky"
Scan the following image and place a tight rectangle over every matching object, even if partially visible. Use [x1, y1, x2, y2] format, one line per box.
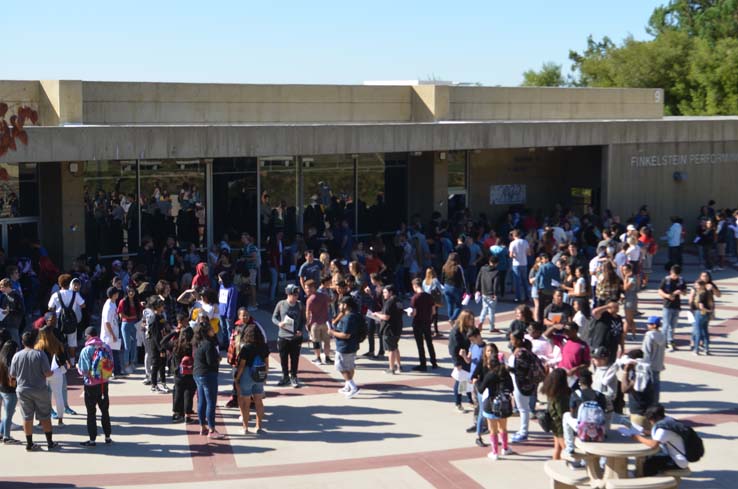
[5, 0, 664, 86]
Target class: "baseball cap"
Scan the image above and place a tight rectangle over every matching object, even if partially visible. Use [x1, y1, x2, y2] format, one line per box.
[285, 284, 300, 296]
[626, 224, 636, 231]
[646, 316, 662, 326]
[84, 326, 98, 337]
[591, 346, 609, 359]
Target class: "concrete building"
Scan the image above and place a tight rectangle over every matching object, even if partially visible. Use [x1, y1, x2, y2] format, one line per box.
[1, 79, 737, 268]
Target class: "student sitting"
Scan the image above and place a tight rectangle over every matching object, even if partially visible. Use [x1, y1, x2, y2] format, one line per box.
[632, 404, 691, 475]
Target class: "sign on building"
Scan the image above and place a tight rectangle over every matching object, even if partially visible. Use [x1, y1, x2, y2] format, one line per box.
[490, 184, 526, 205]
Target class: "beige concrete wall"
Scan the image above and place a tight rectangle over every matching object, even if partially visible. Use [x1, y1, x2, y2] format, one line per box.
[0, 81, 41, 122]
[607, 141, 738, 238]
[449, 86, 664, 121]
[81, 82, 413, 124]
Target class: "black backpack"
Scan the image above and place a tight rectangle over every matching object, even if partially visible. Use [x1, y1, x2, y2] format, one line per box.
[58, 291, 79, 335]
[654, 418, 704, 463]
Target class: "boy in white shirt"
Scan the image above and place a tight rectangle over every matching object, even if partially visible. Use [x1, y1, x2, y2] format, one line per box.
[100, 287, 123, 377]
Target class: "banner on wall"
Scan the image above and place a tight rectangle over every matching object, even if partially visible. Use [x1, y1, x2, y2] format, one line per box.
[490, 184, 526, 205]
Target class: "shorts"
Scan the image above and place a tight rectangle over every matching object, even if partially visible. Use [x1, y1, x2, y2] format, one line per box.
[310, 323, 330, 343]
[482, 410, 501, 420]
[247, 269, 257, 285]
[531, 286, 539, 300]
[717, 243, 727, 256]
[238, 374, 265, 397]
[382, 335, 399, 352]
[335, 351, 356, 372]
[18, 388, 52, 421]
[624, 299, 638, 311]
[66, 332, 78, 348]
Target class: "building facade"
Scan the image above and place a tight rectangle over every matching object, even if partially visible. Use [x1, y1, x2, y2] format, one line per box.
[1, 80, 737, 268]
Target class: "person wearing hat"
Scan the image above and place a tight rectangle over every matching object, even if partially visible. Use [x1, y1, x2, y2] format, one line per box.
[271, 284, 305, 388]
[77, 326, 113, 446]
[642, 316, 666, 404]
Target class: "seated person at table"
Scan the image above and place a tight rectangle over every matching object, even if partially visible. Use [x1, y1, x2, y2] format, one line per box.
[563, 370, 607, 460]
[632, 404, 690, 476]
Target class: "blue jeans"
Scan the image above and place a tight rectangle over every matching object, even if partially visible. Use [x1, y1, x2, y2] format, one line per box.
[122, 321, 138, 367]
[512, 265, 529, 301]
[692, 310, 710, 351]
[194, 372, 219, 429]
[651, 370, 661, 405]
[0, 391, 17, 439]
[662, 308, 679, 344]
[112, 349, 123, 375]
[443, 285, 462, 322]
[6, 328, 20, 347]
[475, 389, 486, 436]
[395, 266, 407, 296]
[219, 316, 233, 348]
[479, 296, 497, 330]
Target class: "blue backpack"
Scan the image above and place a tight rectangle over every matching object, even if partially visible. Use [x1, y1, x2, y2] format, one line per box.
[250, 355, 268, 382]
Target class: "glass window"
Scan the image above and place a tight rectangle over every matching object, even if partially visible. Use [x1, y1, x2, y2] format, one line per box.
[447, 150, 467, 191]
[357, 153, 407, 236]
[259, 157, 297, 243]
[0, 163, 39, 218]
[213, 158, 258, 246]
[138, 159, 207, 250]
[302, 154, 355, 239]
[82, 160, 137, 256]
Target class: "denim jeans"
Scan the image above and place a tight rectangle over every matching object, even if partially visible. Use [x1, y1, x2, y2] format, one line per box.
[121, 321, 138, 367]
[563, 411, 579, 452]
[511, 265, 529, 302]
[194, 372, 219, 429]
[692, 310, 710, 351]
[443, 285, 462, 322]
[662, 307, 679, 344]
[112, 349, 123, 376]
[513, 386, 531, 436]
[0, 391, 17, 439]
[651, 370, 661, 405]
[219, 316, 233, 348]
[478, 296, 497, 330]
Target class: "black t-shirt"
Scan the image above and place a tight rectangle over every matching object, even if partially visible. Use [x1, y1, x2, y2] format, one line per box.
[659, 276, 686, 310]
[544, 302, 574, 324]
[238, 342, 270, 369]
[590, 311, 623, 364]
[381, 295, 403, 337]
[411, 292, 434, 325]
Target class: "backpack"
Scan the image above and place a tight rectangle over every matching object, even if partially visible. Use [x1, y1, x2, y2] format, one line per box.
[513, 348, 546, 396]
[58, 291, 79, 335]
[88, 342, 114, 383]
[536, 409, 553, 433]
[179, 356, 194, 376]
[491, 389, 513, 418]
[576, 398, 607, 442]
[654, 418, 704, 463]
[354, 313, 368, 344]
[634, 360, 652, 393]
[250, 354, 268, 382]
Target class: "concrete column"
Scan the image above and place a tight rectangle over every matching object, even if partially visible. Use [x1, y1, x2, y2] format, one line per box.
[38, 163, 62, 266]
[59, 162, 86, 268]
[433, 152, 449, 215]
[39, 80, 83, 126]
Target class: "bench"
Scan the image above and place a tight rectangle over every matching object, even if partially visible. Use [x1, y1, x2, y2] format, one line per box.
[544, 459, 590, 489]
[604, 476, 677, 489]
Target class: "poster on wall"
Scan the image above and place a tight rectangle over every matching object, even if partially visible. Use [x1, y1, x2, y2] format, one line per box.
[490, 184, 526, 205]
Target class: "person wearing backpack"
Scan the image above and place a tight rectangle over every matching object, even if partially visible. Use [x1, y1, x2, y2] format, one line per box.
[329, 296, 362, 399]
[620, 349, 656, 431]
[76, 327, 113, 447]
[562, 370, 607, 463]
[234, 324, 270, 434]
[0, 278, 25, 347]
[632, 404, 695, 475]
[475, 343, 514, 461]
[47, 274, 85, 367]
[170, 323, 195, 424]
[507, 330, 545, 443]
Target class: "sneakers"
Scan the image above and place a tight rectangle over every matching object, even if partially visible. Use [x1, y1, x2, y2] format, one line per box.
[151, 386, 158, 392]
[669, 343, 677, 352]
[207, 430, 225, 440]
[361, 351, 374, 357]
[64, 407, 77, 416]
[80, 440, 97, 447]
[51, 409, 58, 420]
[465, 425, 477, 433]
[501, 448, 514, 456]
[126, 365, 135, 374]
[47, 441, 60, 450]
[290, 376, 300, 388]
[487, 451, 498, 461]
[511, 432, 528, 443]
[143, 379, 152, 385]
[384, 368, 395, 375]
[345, 388, 360, 399]
[455, 404, 465, 413]
[338, 386, 350, 394]
[276, 377, 291, 387]
[323, 357, 333, 365]
[311, 357, 322, 365]
[159, 384, 171, 393]
[475, 437, 488, 447]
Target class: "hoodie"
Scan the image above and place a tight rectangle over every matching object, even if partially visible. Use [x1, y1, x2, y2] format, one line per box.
[191, 262, 210, 289]
[77, 337, 113, 386]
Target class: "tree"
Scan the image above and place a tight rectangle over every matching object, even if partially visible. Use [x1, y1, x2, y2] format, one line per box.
[521, 62, 566, 87]
[0, 103, 38, 158]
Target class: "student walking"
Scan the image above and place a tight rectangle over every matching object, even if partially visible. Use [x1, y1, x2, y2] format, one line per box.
[272, 284, 305, 387]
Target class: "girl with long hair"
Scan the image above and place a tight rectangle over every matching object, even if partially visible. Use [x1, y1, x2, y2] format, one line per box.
[117, 285, 142, 374]
[171, 326, 196, 423]
[192, 321, 224, 439]
[542, 368, 571, 460]
[449, 310, 476, 411]
[422, 267, 443, 336]
[442, 252, 466, 322]
[35, 327, 69, 426]
[234, 324, 270, 434]
[475, 343, 514, 460]
[0, 339, 19, 443]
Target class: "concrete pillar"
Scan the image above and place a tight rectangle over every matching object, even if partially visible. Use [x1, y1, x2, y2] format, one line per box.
[433, 152, 449, 215]
[59, 162, 86, 268]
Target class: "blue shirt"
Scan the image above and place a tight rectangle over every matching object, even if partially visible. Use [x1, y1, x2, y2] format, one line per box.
[335, 312, 361, 354]
[535, 262, 560, 293]
[469, 341, 485, 374]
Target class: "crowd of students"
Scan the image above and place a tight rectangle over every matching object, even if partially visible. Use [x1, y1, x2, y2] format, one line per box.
[0, 201, 726, 477]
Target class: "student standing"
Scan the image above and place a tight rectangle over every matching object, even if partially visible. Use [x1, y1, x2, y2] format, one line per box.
[475, 256, 500, 333]
[658, 265, 686, 352]
[543, 367, 570, 460]
[272, 284, 305, 387]
[234, 324, 270, 433]
[409, 278, 437, 371]
[475, 343, 514, 460]
[117, 286, 142, 374]
[192, 321, 224, 439]
[329, 296, 361, 399]
[376, 285, 404, 374]
[100, 287, 123, 377]
[0, 339, 20, 444]
[642, 316, 666, 404]
[77, 327, 114, 447]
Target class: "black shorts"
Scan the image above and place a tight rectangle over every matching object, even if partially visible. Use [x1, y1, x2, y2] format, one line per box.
[382, 335, 399, 352]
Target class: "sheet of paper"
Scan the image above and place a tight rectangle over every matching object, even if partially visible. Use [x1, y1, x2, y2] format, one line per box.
[404, 307, 414, 316]
[282, 315, 295, 333]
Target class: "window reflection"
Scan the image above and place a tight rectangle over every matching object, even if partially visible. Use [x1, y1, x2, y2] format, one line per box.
[213, 158, 258, 246]
[259, 157, 297, 243]
[0, 163, 39, 218]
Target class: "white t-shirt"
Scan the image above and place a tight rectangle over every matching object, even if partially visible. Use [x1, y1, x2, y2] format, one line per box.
[614, 251, 628, 278]
[652, 419, 689, 469]
[574, 277, 587, 296]
[625, 245, 641, 262]
[589, 256, 601, 287]
[509, 238, 530, 267]
[48, 289, 85, 323]
[100, 298, 121, 351]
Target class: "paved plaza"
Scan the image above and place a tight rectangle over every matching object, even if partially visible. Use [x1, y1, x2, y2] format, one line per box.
[2, 253, 737, 489]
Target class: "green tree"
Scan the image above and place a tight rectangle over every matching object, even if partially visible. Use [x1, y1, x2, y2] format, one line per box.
[521, 62, 566, 87]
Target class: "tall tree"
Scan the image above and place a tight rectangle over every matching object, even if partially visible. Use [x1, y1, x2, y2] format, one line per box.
[521, 62, 566, 87]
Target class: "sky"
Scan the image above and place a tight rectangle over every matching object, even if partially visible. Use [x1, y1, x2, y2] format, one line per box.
[4, 0, 665, 87]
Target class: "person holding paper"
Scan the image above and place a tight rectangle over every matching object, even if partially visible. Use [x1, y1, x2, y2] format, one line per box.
[272, 284, 305, 388]
[543, 291, 574, 328]
[409, 278, 437, 372]
[374, 285, 403, 374]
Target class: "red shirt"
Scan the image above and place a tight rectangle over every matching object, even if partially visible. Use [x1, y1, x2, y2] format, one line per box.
[305, 291, 330, 326]
[551, 334, 590, 371]
[364, 256, 385, 275]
